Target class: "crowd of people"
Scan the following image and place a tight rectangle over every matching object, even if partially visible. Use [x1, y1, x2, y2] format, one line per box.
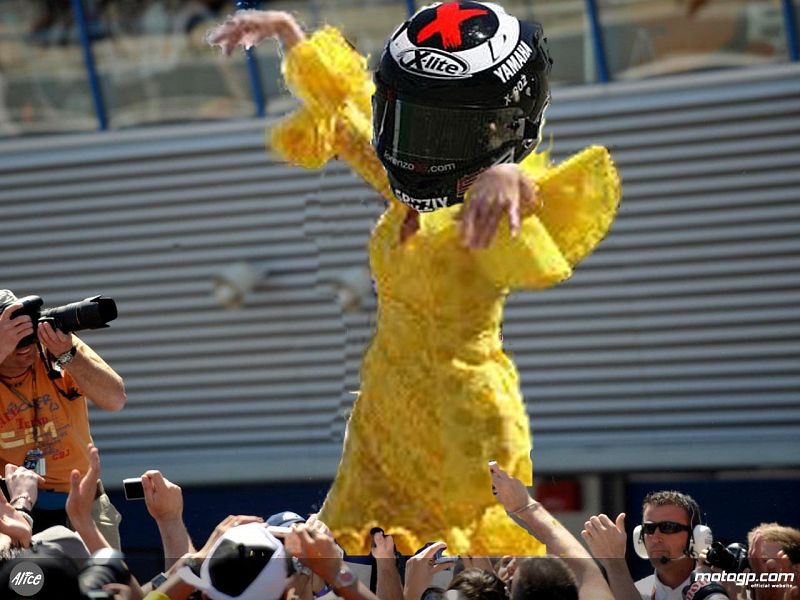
[1, 286, 798, 598]
[0, 441, 798, 599]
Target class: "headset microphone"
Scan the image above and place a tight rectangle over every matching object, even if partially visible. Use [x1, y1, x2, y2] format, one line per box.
[659, 555, 687, 564]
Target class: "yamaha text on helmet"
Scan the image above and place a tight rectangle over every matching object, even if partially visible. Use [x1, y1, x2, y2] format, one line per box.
[374, 1, 553, 212]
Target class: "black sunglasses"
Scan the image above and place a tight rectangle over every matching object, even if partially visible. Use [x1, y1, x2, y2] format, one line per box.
[641, 521, 692, 535]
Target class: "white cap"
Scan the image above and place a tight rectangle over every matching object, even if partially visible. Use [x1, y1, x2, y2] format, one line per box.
[179, 523, 288, 600]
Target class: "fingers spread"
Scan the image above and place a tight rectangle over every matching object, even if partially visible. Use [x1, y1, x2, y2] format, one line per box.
[598, 514, 615, 527]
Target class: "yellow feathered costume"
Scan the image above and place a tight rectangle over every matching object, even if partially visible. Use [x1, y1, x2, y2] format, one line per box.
[271, 28, 620, 556]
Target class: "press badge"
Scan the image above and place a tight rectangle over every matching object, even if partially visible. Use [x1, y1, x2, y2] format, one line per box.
[23, 448, 46, 477]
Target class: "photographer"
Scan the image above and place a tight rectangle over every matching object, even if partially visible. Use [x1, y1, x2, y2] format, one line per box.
[0, 289, 126, 548]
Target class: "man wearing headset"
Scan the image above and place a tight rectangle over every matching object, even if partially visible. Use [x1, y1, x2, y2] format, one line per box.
[581, 490, 714, 600]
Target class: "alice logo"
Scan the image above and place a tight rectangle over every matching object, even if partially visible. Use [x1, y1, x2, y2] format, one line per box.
[8, 562, 45, 596]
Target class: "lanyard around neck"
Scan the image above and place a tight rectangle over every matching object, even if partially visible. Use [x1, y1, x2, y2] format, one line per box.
[0, 366, 42, 445]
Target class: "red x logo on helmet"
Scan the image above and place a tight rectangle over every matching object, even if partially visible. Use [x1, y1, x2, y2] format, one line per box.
[416, 3, 489, 49]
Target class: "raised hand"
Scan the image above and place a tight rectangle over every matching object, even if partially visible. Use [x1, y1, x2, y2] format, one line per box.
[488, 460, 535, 514]
[495, 556, 517, 584]
[581, 513, 628, 562]
[206, 10, 305, 55]
[142, 470, 184, 525]
[0, 303, 33, 364]
[371, 529, 397, 560]
[306, 513, 335, 542]
[66, 443, 101, 529]
[4, 463, 45, 509]
[404, 542, 453, 600]
[285, 523, 343, 585]
[37, 320, 74, 358]
[0, 485, 32, 547]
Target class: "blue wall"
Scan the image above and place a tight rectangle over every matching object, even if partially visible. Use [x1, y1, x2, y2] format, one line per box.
[110, 476, 800, 583]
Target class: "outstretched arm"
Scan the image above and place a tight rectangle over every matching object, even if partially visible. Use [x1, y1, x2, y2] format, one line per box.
[208, 10, 393, 203]
[65, 443, 110, 553]
[141, 470, 194, 570]
[285, 523, 381, 600]
[206, 9, 305, 54]
[489, 461, 615, 600]
[371, 530, 404, 600]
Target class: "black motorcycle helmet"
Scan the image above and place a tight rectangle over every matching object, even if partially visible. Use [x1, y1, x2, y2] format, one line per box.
[373, 1, 552, 212]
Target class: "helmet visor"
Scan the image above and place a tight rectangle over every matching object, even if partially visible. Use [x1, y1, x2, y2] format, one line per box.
[373, 91, 526, 163]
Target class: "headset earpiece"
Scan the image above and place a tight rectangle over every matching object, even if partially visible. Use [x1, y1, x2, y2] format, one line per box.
[632, 525, 649, 559]
[689, 524, 713, 558]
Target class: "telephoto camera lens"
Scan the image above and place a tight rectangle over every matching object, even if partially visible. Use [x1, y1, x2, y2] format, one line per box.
[11, 295, 117, 349]
[41, 295, 117, 333]
[78, 548, 131, 599]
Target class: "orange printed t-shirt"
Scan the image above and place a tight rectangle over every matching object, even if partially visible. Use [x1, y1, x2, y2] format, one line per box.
[0, 356, 92, 492]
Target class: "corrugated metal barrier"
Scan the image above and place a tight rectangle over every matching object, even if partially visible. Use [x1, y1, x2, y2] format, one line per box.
[1, 62, 799, 486]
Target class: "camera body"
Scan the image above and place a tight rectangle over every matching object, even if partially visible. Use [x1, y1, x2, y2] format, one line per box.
[705, 541, 750, 573]
[79, 548, 131, 599]
[12, 295, 118, 348]
[122, 477, 145, 501]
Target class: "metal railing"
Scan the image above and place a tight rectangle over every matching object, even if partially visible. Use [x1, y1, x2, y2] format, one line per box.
[0, 0, 797, 135]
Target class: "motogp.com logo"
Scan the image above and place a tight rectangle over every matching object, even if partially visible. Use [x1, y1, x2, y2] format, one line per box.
[396, 48, 470, 79]
[693, 571, 795, 589]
